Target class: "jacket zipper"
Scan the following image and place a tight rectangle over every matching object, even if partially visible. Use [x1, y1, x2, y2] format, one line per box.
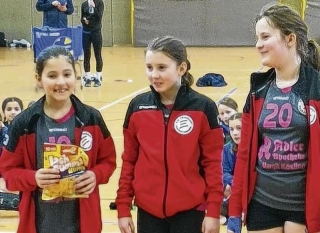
[162, 106, 173, 217]
[162, 119, 169, 217]
[247, 92, 255, 207]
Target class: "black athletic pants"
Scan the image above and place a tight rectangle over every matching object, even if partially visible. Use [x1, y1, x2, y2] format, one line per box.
[82, 29, 103, 73]
[137, 207, 205, 233]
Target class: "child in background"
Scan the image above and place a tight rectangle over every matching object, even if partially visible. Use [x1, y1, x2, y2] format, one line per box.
[0, 46, 116, 233]
[221, 113, 242, 224]
[0, 114, 8, 155]
[217, 97, 238, 143]
[28, 100, 36, 108]
[2, 97, 23, 127]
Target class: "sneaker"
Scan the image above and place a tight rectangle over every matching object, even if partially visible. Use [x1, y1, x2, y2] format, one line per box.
[84, 77, 91, 87]
[93, 78, 101, 87]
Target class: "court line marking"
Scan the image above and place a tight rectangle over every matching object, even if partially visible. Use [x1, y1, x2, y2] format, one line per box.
[98, 87, 149, 112]
[98, 86, 237, 112]
[215, 87, 237, 104]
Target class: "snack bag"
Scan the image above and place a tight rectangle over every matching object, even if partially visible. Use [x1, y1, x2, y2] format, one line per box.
[42, 143, 89, 201]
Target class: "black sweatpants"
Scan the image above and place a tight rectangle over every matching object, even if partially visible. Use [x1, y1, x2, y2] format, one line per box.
[137, 207, 205, 233]
[82, 29, 103, 73]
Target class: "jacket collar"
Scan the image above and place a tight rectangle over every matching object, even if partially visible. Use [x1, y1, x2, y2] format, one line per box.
[149, 84, 190, 108]
[27, 94, 89, 126]
[250, 63, 317, 103]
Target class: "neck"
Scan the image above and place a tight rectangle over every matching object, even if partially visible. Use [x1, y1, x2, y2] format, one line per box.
[275, 57, 301, 82]
[44, 98, 72, 119]
[160, 85, 180, 105]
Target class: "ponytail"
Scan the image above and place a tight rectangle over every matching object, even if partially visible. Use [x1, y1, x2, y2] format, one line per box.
[181, 59, 194, 87]
[307, 40, 320, 71]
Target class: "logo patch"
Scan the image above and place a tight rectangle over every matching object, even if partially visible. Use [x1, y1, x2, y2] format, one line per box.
[297, 99, 306, 115]
[174, 115, 194, 135]
[309, 106, 317, 125]
[3, 134, 9, 146]
[80, 131, 93, 151]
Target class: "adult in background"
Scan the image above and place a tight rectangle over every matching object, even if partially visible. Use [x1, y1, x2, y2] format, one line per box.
[81, 0, 104, 87]
[36, 0, 74, 28]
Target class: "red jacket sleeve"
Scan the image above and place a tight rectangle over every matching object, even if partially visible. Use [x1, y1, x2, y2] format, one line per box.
[90, 134, 116, 185]
[228, 112, 251, 217]
[200, 123, 224, 218]
[116, 126, 139, 218]
[0, 124, 37, 192]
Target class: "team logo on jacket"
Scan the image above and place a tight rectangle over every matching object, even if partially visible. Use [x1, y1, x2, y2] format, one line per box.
[174, 115, 194, 135]
[297, 99, 306, 115]
[309, 106, 317, 125]
[80, 131, 93, 151]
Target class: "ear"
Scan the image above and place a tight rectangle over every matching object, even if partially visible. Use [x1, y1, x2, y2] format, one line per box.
[178, 62, 187, 76]
[286, 33, 297, 48]
[35, 74, 42, 88]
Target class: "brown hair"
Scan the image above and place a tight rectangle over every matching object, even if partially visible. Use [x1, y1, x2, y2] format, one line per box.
[255, 4, 320, 71]
[228, 112, 243, 152]
[219, 97, 238, 112]
[146, 36, 194, 86]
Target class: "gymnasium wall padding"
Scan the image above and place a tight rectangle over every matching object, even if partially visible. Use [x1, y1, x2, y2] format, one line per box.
[133, 0, 272, 46]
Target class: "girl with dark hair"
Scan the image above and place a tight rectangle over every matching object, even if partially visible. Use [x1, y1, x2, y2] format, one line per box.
[0, 46, 116, 233]
[2, 97, 23, 127]
[116, 36, 224, 233]
[228, 3, 320, 233]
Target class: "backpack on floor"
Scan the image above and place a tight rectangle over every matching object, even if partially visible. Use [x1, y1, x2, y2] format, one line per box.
[0, 192, 19, 211]
[0, 32, 7, 47]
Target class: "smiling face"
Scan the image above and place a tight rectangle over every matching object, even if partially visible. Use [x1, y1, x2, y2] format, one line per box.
[255, 17, 293, 68]
[36, 56, 76, 104]
[229, 118, 242, 145]
[4, 101, 22, 124]
[145, 50, 186, 98]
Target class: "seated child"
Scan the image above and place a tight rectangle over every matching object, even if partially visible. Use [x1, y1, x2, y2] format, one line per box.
[217, 97, 238, 144]
[221, 113, 242, 223]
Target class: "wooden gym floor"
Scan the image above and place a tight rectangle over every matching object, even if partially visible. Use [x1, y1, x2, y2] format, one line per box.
[0, 46, 261, 232]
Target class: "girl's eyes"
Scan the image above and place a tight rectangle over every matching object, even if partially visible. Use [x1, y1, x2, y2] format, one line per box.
[146, 66, 166, 70]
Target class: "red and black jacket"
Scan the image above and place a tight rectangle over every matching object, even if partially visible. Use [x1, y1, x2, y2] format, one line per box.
[229, 63, 320, 233]
[0, 94, 116, 233]
[116, 85, 224, 219]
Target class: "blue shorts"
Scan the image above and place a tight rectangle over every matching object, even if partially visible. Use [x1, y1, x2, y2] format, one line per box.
[246, 199, 305, 231]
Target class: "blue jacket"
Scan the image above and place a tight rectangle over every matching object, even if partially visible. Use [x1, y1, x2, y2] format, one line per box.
[36, 0, 74, 28]
[222, 141, 237, 186]
[0, 125, 8, 155]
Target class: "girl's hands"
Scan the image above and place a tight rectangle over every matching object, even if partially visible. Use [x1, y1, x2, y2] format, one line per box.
[118, 217, 135, 233]
[35, 168, 60, 188]
[202, 217, 220, 233]
[74, 170, 96, 195]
